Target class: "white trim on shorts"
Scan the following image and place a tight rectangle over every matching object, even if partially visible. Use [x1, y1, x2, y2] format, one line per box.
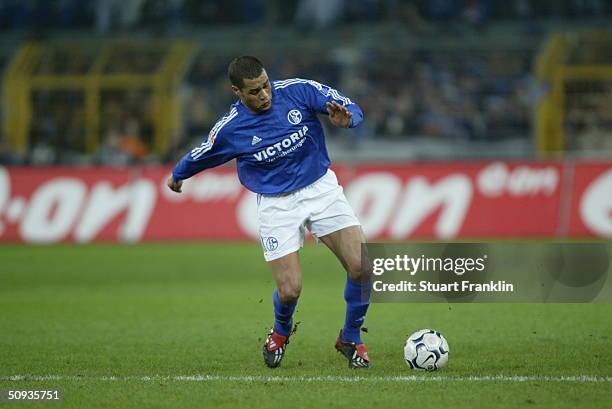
[310, 220, 361, 240]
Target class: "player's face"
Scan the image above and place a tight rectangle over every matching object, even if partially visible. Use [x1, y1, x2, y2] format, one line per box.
[233, 70, 272, 113]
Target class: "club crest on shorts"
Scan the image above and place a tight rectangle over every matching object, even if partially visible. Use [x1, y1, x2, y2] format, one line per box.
[287, 109, 302, 125]
[263, 237, 279, 252]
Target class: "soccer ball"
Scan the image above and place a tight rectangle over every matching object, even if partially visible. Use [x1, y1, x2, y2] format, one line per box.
[404, 329, 449, 371]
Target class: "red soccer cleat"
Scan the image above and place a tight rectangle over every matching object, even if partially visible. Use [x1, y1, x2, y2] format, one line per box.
[263, 329, 290, 368]
[335, 330, 370, 368]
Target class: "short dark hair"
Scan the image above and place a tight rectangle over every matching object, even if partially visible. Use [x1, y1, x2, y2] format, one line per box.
[228, 56, 265, 89]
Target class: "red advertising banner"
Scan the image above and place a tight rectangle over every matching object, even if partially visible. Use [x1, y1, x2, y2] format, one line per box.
[0, 161, 609, 243]
[334, 161, 563, 239]
[567, 161, 612, 238]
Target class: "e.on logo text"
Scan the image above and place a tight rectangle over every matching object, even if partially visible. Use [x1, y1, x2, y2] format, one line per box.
[0, 167, 155, 243]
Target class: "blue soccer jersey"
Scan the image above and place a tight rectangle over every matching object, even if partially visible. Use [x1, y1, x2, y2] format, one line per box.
[172, 78, 363, 194]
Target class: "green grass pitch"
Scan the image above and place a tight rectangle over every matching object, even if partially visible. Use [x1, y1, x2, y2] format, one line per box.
[0, 243, 610, 408]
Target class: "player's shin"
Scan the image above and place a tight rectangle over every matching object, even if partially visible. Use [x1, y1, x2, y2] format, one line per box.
[342, 275, 372, 343]
[272, 288, 298, 336]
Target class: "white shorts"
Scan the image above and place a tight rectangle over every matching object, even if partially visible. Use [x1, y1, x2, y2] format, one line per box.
[257, 169, 361, 261]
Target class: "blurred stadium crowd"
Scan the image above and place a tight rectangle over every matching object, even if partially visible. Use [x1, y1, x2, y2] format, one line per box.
[1, 1, 610, 31]
[0, 0, 611, 165]
[184, 47, 534, 144]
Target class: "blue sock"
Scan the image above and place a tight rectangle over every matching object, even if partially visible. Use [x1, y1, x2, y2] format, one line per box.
[342, 275, 371, 344]
[273, 288, 297, 337]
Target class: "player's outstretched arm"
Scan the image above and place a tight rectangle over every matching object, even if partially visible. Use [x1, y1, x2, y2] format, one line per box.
[167, 108, 239, 193]
[296, 79, 363, 128]
[326, 101, 353, 128]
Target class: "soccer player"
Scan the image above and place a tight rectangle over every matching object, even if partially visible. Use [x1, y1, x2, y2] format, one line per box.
[167, 56, 371, 368]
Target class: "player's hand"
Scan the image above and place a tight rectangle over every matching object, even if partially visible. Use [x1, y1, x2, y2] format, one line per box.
[166, 175, 183, 193]
[326, 101, 352, 128]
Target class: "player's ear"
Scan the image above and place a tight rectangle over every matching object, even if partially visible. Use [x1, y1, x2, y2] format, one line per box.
[231, 85, 241, 97]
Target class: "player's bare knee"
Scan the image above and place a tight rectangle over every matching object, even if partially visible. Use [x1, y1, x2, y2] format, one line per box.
[346, 258, 366, 282]
[278, 281, 301, 303]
